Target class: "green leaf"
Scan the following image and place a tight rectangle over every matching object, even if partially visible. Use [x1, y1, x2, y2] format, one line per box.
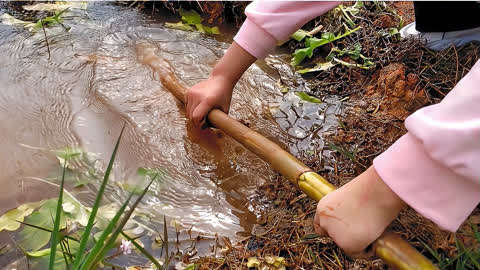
[18, 199, 67, 252]
[194, 24, 205, 33]
[54, 147, 82, 166]
[28, 250, 67, 270]
[291, 47, 313, 66]
[122, 232, 164, 270]
[297, 61, 336, 74]
[73, 178, 91, 188]
[164, 21, 194, 32]
[137, 167, 165, 179]
[33, 8, 69, 31]
[388, 28, 399, 36]
[295, 92, 322, 104]
[49, 161, 67, 270]
[179, 8, 202, 25]
[203, 25, 220, 35]
[291, 29, 310, 42]
[26, 248, 51, 257]
[291, 26, 361, 66]
[332, 57, 375, 70]
[79, 193, 134, 270]
[0, 201, 44, 232]
[82, 175, 158, 270]
[73, 125, 125, 269]
[118, 182, 144, 195]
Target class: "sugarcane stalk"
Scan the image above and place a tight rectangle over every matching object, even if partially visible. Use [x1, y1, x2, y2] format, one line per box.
[136, 42, 438, 270]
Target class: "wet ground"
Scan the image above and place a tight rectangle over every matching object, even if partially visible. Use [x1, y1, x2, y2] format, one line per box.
[0, 2, 340, 267]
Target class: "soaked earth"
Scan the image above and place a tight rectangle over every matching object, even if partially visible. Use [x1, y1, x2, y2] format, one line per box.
[0, 2, 340, 267]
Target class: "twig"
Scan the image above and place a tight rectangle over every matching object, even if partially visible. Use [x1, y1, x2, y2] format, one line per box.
[41, 20, 51, 60]
[308, 25, 324, 36]
[453, 43, 459, 84]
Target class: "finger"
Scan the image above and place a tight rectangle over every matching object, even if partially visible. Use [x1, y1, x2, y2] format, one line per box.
[313, 211, 327, 236]
[186, 95, 199, 121]
[192, 101, 212, 128]
[186, 94, 192, 119]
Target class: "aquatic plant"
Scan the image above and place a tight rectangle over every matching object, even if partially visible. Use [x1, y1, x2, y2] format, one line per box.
[0, 126, 167, 269]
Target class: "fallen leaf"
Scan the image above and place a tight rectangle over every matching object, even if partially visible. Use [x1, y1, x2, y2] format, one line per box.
[295, 92, 323, 104]
[165, 21, 194, 32]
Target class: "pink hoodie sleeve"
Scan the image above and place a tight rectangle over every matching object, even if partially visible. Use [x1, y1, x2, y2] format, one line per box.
[234, 1, 340, 59]
[374, 59, 480, 232]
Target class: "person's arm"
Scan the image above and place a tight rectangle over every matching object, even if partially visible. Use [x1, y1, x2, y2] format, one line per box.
[186, 1, 340, 127]
[186, 42, 256, 127]
[374, 59, 480, 232]
[314, 60, 480, 255]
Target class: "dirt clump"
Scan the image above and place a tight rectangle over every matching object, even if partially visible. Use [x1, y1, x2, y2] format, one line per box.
[365, 63, 427, 120]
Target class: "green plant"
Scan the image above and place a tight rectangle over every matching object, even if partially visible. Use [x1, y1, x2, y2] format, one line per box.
[422, 225, 480, 270]
[291, 26, 361, 66]
[33, 8, 69, 31]
[165, 8, 220, 35]
[0, 126, 167, 269]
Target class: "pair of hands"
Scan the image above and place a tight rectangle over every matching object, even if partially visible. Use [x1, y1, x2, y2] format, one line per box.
[186, 73, 405, 256]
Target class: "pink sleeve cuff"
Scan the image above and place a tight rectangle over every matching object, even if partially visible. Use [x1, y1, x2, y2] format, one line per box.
[233, 18, 277, 59]
[374, 134, 480, 232]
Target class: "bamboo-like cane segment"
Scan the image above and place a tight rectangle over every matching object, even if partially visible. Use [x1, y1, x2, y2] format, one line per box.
[136, 42, 438, 270]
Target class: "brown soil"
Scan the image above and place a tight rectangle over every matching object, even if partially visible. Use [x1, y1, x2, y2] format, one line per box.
[365, 63, 427, 120]
[391, 1, 415, 26]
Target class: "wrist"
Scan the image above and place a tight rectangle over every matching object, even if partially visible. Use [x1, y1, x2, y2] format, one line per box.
[210, 68, 236, 88]
[366, 166, 406, 211]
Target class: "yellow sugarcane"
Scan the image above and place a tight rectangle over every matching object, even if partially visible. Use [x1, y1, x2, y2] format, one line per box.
[136, 42, 438, 270]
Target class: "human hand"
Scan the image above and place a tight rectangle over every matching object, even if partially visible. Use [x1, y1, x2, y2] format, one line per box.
[186, 75, 234, 128]
[185, 42, 257, 128]
[313, 166, 405, 257]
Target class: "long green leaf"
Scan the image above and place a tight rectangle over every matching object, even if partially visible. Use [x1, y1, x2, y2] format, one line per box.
[16, 220, 79, 243]
[49, 161, 67, 270]
[121, 232, 163, 269]
[84, 174, 158, 270]
[59, 240, 71, 270]
[78, 192, 134, 270]
[73, 125, 125, 268]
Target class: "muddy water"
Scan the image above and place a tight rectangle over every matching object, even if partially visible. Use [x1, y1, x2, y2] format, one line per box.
[0, 2, 340, 264]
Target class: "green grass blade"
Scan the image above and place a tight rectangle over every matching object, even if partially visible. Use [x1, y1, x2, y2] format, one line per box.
[84, 174, 157, 270]
[59, 240, 71, 270]
[73, 125, 125, 268]
[16, 220, 79, 242]
[472, 224, 480, 243]
[121, 232, 163, 269]
[49, 161, 67, 270]
[78, 193, 134, 270]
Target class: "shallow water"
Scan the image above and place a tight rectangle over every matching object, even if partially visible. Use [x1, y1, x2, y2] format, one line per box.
[0, 2, 340, 266]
